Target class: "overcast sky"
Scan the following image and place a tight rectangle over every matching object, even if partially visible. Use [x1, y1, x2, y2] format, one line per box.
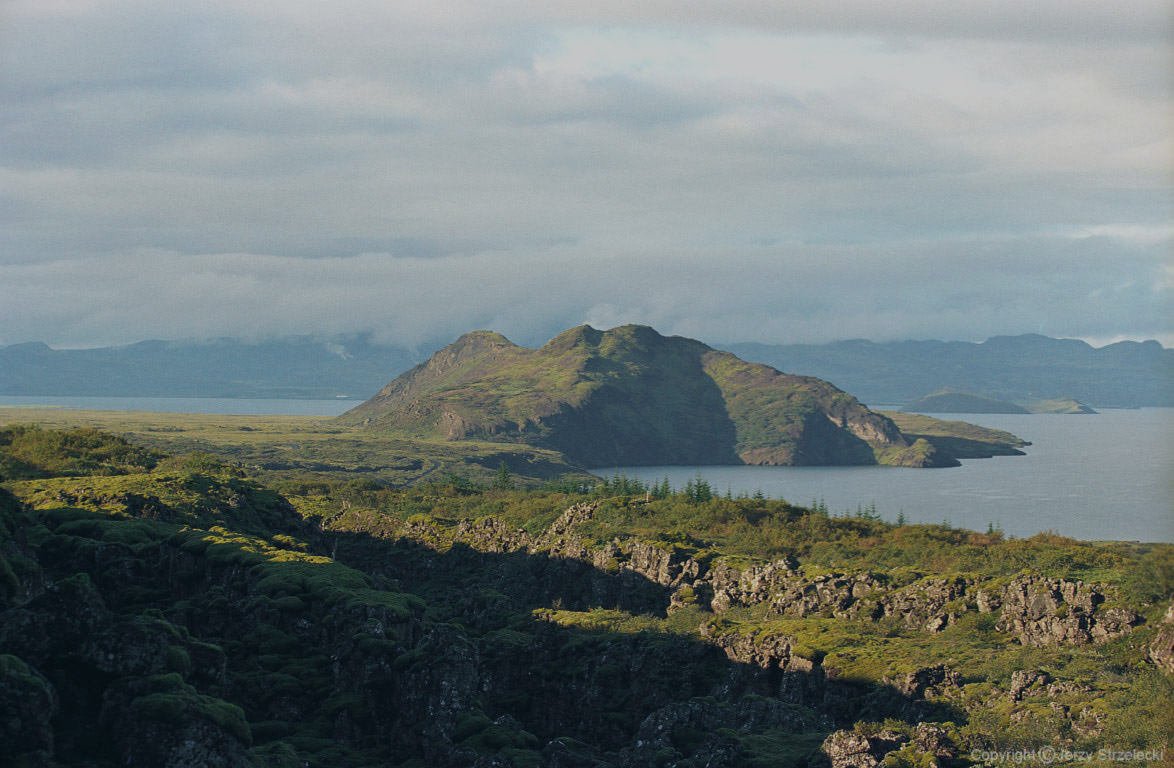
[2, 0, 1171, 350]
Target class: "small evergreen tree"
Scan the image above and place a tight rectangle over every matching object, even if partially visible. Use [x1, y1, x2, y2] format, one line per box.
[690, 472, 712, 503]
[654, 475, 671, 499]
[494, 461, 513, 490]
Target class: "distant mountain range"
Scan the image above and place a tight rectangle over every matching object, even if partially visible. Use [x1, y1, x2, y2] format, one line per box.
[2, 331, 1169, 408]
[338, 324, 1022, 468]
[724, 334, 1172, 408]
[0, 336, 420, 400]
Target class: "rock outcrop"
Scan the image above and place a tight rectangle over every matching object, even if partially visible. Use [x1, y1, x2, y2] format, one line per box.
[812, 729, 909, 768]
[1147, 601, 1174, 674]
[395, 505, 1147, 654]
[812, 721, 960, 768]
[996, 575, 1143, 646]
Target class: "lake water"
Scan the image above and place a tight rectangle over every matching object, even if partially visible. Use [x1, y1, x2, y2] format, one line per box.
[0, 395, 357, 416]
[602, 409, 1174, 543]
[2, 396, 1169, 542]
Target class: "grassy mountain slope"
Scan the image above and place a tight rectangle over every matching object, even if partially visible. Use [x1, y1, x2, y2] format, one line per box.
[341, 325, 949, 468]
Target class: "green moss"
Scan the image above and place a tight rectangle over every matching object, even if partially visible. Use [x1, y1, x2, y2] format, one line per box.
[460, 724, 540, 753]
[274, 595, 304, 613]
[734, 729, 827, 768]
[499, 748, 543, 768]
[355, 636, 399, 656]
[0, 554, 20, 605]
[882, 745, 940, 768]
[0, 653, 46, 688]
[166, 645, 192, 674]
[131, 675, 251, 745]
[248, 741, 302, 768]
[393, 647, 428, 672]
[453, 711, 494, 742]
[0, 424, 162, 480]
[484, 628, 531, 649]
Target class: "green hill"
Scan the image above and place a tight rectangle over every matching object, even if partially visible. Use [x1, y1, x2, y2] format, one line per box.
[1025, 397, 1098, 414]
[903, 389, 1098, 415]
[340, 325, 951, 468]
[883, 412, 1030, 459]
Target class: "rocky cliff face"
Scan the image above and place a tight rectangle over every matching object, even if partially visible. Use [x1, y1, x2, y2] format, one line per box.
[340, 324, 951, 468]
[2, 416, 1166, 768]
[389, 501, 1145, 652]
[995, 575, 1145, 646]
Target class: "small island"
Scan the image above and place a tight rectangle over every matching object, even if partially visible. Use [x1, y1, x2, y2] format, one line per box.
[340, 325, 1032, 470]
[903, 388, 1097, 415]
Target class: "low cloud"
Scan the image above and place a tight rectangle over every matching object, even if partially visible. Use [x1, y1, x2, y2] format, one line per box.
[1, 237, 1167, 349]
[1, 1, 1170, 348]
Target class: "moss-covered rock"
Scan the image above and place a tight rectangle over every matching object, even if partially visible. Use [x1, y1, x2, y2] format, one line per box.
[0, 653, 58, 760]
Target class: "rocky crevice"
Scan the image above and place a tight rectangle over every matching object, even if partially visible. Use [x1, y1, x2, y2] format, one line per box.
[406, 503, 1145, 652]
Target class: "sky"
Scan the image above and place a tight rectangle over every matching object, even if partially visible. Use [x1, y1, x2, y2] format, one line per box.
[1, 0, 1171, 351]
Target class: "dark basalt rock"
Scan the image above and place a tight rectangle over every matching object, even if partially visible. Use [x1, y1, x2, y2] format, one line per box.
[1147, 601, 1174, 674]
[885, 665, 962, 700]
[0, 654, 58, 761]
[1008, 669, 1052, 702]
[996, 575, 1144, 647]
[812, 729, 909, 768]
[100, 676, 251, 768]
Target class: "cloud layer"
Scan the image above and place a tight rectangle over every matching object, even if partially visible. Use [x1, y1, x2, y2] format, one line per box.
[2, 1, 1170, 348]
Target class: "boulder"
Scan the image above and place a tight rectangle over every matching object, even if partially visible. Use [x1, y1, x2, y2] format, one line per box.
[812, 729, 909, 768]
[1147, 601, 1174, 674]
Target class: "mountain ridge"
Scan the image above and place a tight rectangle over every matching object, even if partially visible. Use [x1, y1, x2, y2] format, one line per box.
[725, 334, 1172, 407]
[339, 324, 950, 468]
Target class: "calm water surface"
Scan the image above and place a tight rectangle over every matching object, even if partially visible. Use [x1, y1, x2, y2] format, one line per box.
[602, 409, 1174, 543]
